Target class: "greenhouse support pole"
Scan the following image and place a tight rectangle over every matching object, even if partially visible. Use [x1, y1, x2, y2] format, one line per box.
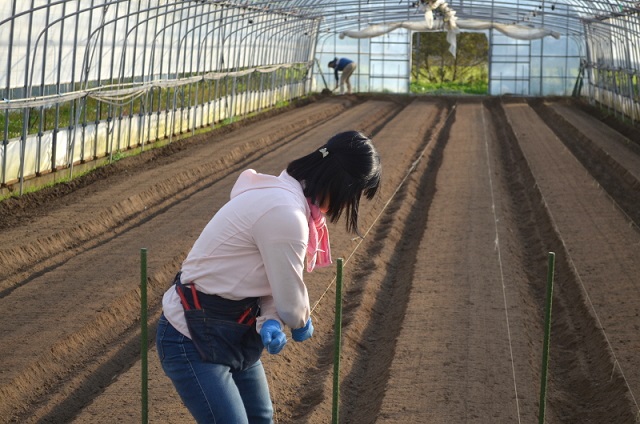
[332, 258, 344, 424]
[538, 252, 555, 424]
[140, 248, 148, 424]
[314, 58, 329, 90]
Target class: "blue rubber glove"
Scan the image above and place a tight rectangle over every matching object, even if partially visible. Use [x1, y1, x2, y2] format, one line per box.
[291, 318, 314, 342]
[260, 320, 287, 354]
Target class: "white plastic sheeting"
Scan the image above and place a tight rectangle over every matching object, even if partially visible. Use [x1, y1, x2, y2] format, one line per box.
[0, 82, 308, 185]
[0, 61, 312, 110]
[340, 18, 561, 56]
[0, 1, 277, 91]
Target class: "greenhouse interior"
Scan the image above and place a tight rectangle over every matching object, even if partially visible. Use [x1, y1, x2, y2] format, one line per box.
[1, 0, 639, 193]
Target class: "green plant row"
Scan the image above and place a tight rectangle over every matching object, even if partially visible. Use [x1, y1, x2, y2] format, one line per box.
[1, 66, 308, 141]
[410, 79, 488, 95]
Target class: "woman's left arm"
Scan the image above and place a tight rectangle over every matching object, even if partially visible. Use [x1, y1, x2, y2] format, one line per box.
[253, 205, 310, 331]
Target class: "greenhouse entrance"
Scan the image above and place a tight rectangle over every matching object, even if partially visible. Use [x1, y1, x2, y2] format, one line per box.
[411, 32, 489, 95]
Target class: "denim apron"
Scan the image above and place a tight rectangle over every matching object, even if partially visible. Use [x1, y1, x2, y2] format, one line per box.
[173, 272, 263, 371]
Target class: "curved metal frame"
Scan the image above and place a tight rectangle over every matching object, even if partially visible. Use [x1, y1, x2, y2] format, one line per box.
[1, 0, 638, 193]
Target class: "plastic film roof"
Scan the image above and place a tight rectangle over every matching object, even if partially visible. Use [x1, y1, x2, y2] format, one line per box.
[229, 1, 640, 38]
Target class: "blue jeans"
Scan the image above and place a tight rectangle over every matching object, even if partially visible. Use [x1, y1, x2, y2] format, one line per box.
[156, 315, 274, 424]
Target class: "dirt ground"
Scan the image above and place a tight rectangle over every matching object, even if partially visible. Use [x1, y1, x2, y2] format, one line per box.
[0, 94, 639, 424]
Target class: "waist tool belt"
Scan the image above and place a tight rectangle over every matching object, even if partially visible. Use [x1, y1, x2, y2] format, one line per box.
[173, 272, 263, 370]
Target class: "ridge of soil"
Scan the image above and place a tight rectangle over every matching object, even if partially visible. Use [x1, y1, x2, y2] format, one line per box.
[489, 98, 636, 423]
[528, 98, 640, 225]
[0, 94, 638, 423]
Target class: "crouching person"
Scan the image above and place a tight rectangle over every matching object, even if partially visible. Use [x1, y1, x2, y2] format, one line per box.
[156, 130, 381, 423]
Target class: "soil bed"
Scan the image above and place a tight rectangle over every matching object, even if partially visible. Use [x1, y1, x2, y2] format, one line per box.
[0, 94, 638, 423]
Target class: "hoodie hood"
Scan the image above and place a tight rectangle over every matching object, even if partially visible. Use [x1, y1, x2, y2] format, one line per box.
[230, 168, 331, 272]
[230, 169, 307, 208]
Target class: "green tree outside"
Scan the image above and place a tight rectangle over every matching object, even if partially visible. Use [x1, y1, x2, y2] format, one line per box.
[411, 32, 489, 94]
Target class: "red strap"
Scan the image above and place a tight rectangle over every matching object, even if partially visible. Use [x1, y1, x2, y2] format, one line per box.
[190, 284, 202, 310]
[237, 308, 251, 324]
[175, 285, 191, 311]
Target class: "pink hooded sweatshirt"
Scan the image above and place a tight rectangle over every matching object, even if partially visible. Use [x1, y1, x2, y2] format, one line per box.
[162, 169, 330, 338]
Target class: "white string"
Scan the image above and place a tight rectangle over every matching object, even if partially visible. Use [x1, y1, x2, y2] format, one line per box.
[541, 181, 640, 416]
[301, 113, 453, 421]
[311, 104, 456, 313]
[540, 174, 640, 417]
[502, 102, 640, 418]
[481, 105, 522, 423]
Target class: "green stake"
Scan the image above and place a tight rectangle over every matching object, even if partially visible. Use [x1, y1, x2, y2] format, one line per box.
[539, 252, 555, 424]
[332, 258, 344, 424]
[140, 248, 148, 424]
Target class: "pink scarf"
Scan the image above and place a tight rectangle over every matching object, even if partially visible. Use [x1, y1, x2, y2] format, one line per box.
[306, 198, 332, 272]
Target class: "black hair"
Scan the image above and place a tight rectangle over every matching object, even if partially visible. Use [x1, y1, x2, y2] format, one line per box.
[286, 130, 381, 234]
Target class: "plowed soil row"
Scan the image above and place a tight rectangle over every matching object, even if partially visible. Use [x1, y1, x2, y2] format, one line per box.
[0, 95, 638, 424]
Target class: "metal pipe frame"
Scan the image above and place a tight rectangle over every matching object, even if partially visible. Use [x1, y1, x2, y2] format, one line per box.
[0, 0, 317, 191]
[1, 0, 639, 192]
